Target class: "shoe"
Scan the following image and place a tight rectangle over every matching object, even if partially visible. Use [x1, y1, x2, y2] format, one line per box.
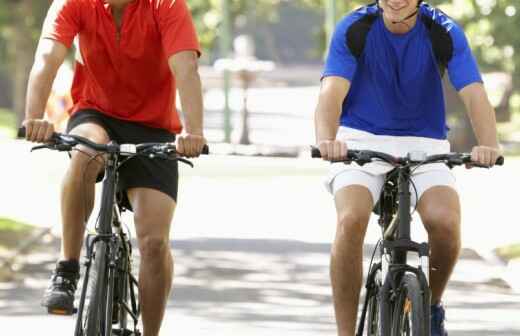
[431, 303, 448, 336]
[41, 260, 80, 315]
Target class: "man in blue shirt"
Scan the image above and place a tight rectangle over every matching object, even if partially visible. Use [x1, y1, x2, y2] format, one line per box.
[314, 0, 500, 335]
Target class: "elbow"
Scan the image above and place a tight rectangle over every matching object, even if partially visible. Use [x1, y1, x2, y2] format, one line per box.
[173, 54, 199, 81]
[32, 52, 61, 77]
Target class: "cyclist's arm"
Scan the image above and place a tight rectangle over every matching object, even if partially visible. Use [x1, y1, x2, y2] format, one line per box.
[459, 82, 499, 149]
[314, 76, 350, 159]
[315, 76, 350, 142]
[25, 39, 68, 120]
[168, 50, 203, 136]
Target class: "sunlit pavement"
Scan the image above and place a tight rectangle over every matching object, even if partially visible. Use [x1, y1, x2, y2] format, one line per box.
[1, 139, 520, 335]
[1, 238, 519, 335]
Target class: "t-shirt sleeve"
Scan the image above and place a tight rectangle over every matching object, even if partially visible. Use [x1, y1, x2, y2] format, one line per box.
[41, 0, 81, 49]
[155, 0, 201, 58]
[322, 17, 357, 81]
[447, 24, 483, 91]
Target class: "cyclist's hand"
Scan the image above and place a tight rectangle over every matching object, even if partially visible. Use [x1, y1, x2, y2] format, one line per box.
[470, 145, 501, 167]
[22, 119, 54, 143]
[177, 133, 206, 158]
[317, 140, 347, 161]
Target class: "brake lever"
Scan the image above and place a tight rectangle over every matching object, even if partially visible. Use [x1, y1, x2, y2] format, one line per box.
[467, 162, 491, 169]
[177, 157, 194, 168]
[33, 143, 74, 152]
[30, 144, 53, 152]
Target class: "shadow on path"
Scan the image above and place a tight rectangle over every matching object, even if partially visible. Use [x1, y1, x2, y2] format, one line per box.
[0, 238, 519, 335]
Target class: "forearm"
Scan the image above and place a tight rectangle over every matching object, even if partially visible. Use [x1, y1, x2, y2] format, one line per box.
[315, 97, 342, 143]
[176, 70, 204, 135]
[25, 62, 57, 120]
[465, 93, 499, 148]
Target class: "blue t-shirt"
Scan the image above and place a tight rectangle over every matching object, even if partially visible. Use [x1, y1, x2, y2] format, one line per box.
[322, 4, 482, 139]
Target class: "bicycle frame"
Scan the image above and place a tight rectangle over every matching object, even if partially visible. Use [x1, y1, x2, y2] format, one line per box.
[357, 166, 431, 336]
[74, 150, 141, 336]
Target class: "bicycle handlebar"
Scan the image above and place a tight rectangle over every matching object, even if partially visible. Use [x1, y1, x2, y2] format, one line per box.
[18, 127, 209, 156]
[310, 146, 504, 167]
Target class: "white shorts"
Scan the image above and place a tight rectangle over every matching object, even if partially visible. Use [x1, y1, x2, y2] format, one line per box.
[325, 127, 457, 206]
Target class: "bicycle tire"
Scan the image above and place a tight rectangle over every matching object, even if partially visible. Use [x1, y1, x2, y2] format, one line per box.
[85, 241, 109, 336]
[391, 273, 428, 336]
[366, 269, 382, 336]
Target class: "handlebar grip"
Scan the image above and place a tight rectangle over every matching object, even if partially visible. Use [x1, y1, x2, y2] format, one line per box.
[202, 144, 209, 155]
[18, 126, 60, 142]
[17, 127, 26, 138]
[311, 146, 322, 158]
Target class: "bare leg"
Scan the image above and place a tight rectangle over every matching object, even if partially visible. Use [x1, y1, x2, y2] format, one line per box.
[418, 186, 461, 304]
[129, 188, 176, 336]
[60, 123, 108, 261]
[332, 185, 373, 336]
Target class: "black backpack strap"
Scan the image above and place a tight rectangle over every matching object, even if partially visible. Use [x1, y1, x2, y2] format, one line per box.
[346, 14, 378, 59]
[421, 14, 454, 78]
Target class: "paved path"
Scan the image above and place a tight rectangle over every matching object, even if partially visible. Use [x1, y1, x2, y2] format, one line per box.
[1, 139, 520, 334]
[0, 238, 519, 335]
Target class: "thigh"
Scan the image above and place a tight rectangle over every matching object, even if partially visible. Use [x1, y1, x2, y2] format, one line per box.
[412, 170, 457, 206]
[67, 110, 112, 145]
[332, 169, 385, 207]
[128, 188, 176, 239]
[66, 112, 112, 178]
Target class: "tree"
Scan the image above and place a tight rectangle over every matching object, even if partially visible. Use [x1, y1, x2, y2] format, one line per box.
[0, 0, 50, 126]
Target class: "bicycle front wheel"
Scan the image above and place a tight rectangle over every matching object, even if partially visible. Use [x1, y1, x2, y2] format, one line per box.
[366, 269, 382, 336]
[85, 241, 109, 336]
[391, 273, 429, 336]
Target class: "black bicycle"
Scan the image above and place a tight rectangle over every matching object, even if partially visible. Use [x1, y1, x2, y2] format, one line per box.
[19, 127, 208, 336]
[311, 147, 503, 336]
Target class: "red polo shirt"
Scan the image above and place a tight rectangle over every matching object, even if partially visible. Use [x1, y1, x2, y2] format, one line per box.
[42, 0, 201, 133]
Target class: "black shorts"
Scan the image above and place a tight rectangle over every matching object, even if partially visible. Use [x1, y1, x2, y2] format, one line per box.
[66, 109, 179, 209]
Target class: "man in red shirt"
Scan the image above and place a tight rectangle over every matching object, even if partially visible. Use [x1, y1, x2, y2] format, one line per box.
[22, 0, 206, 334]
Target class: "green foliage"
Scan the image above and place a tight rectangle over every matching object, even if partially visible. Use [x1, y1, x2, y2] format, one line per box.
[188, 0, 285, 58]
[0, 107, 15, 137]
[0, 217, 32, 233]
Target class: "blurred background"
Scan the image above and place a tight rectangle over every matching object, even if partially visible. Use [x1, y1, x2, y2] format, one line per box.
[0, 0, 519, 335]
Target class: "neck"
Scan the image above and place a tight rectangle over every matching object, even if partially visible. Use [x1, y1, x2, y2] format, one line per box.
[382, 10, 418, 34]
[108, 0, 133, 11]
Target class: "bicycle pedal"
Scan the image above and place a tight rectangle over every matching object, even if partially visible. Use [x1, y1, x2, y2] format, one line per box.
[47, 306, 78, 315]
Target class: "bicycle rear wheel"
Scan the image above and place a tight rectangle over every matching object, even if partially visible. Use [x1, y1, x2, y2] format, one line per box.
[391, 273, 429, 336]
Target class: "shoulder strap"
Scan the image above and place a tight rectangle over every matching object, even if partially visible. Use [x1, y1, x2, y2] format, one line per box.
[421, 14, 454, 78]
[345, 12, 454, 78]
[346, 14, 378, 59]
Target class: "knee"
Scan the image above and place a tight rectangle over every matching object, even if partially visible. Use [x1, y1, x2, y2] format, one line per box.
[138, 235, 170, 260]
[336, 211, 370, 242]
[424, 209, 461, 246]
[68, 150, 104, 182]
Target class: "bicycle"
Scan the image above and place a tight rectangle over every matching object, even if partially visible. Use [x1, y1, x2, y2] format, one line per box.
[311, 147, 503, 336]
[18, 127, 208, 336]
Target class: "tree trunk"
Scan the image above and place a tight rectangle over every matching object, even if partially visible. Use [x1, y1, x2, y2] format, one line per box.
[8, 1, 37, 127]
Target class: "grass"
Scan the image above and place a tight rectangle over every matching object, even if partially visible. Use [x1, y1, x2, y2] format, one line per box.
[495, 243, 520, 261]
[0, 108, 16, 138]
[0, 217, 35, 250]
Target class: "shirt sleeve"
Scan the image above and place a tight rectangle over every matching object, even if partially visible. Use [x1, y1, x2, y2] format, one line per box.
[41, 0, 81, 49]
[447, 24, 483, 91]
[155, 0, 201, 58]
[322, 17, 358, 81]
